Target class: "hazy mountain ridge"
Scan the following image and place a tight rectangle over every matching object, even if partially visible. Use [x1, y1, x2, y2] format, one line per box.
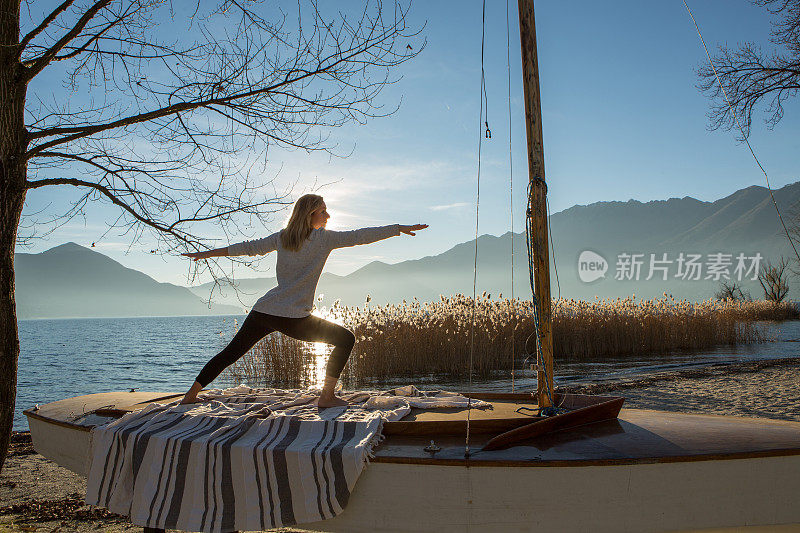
[16, 243, 242, 319]
[194, 181, 800, 308]
[17, 181, 800, 318]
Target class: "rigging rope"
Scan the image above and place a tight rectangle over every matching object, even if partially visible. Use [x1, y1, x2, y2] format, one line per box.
[683, 0, 800, 266]
[465, 0, 489, 459]
[524, 179, 563, 416]
[506, 0, 516, 393]
[548, 196, 561, 302]
[466, 1, 569, 455]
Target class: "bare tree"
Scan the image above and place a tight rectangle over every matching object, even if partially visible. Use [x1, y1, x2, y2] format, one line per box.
[697, 0, 800, 138]
[0, 0, 422, 471]
[758, 256, 792, 302]
[697, 2, 800, 287]
[714, 279, 753, 302]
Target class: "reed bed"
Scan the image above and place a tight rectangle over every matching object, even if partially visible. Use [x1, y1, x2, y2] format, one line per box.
[224, 294, 793, 387]
[223, 318, 317, 387]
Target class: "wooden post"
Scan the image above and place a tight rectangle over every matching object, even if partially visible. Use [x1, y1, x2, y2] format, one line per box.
[517, 0, 554, 407]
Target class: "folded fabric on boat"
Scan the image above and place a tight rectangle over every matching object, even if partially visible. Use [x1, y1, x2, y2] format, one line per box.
[85, 385, 489, 532]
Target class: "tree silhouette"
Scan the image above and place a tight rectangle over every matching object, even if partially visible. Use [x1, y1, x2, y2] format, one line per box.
[697, 0, 800, 138]
[0, 0, 422, 471]
[758, 256, 791, 302]
[714, 279, 752, 302]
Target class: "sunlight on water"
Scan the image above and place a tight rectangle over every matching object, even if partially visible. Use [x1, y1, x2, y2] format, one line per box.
[309, 308, 345, 388]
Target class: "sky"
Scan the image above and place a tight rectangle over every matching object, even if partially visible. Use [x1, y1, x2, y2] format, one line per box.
[18, 0, 800, 287]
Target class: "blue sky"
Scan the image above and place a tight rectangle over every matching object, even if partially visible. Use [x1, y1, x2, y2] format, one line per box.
[19, 0, 800, 286]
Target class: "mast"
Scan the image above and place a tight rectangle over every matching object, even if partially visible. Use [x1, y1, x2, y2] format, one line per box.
[517, 0, 554, 407]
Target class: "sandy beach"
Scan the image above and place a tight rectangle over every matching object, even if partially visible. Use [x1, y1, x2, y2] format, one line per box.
[3, 358, 798, 532]
[569, 356, 800, 421]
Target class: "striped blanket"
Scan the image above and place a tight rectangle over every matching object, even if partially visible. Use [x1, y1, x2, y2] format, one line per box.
[85, 385, 487, 532]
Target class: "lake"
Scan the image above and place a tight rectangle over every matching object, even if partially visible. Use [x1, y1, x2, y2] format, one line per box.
[15, 314, 800, 430]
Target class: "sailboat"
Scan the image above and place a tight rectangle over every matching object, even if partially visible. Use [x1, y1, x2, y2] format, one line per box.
[24, 1, 800, 531]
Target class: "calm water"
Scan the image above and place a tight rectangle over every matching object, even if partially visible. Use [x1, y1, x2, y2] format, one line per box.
[17, 315, 242, 431]
[16, 315, 800, 430]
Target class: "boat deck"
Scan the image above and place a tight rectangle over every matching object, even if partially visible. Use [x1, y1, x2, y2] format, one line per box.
[375, 408, 800, 465]
[23, 390, 800, 467]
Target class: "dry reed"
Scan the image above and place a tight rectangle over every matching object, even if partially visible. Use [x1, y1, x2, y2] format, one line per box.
[223, 293, 794, 387]
[223, 318, 317, 387]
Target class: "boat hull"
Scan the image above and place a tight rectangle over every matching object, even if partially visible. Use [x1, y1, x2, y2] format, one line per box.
[28, 413, 91, 476]
[302, 457, 800, 533]
[23, 392, 800, 532]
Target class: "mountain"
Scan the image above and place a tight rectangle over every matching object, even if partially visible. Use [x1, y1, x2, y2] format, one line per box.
[191, 181, 800, 309]
[15, 243, 242, 319]
[18, 180, 800, 319]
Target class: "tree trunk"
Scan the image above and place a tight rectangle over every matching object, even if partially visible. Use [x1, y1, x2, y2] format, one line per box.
[0, 0, 28, 473]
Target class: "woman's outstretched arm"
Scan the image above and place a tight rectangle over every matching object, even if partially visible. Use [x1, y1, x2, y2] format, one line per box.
[324, 224, 428, 250]
[227, 232, 281, 256]
[399, 224, 429, 236]
[182, 247, 229, 261]
[182, 231, 282, 261]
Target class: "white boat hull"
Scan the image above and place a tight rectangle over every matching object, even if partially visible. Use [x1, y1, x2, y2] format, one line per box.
[303, 457, 800, 532]
[28, 413, 91, 476]
[24, 393, 800, 532]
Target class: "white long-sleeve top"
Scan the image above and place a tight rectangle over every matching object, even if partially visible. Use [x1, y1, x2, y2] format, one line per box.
[227, 224, 401, 317]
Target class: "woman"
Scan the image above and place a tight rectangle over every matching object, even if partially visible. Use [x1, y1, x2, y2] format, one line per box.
[181, 194, 428, 407]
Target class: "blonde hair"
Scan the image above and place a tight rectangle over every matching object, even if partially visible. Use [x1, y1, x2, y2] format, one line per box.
[280, 194, 325, 252]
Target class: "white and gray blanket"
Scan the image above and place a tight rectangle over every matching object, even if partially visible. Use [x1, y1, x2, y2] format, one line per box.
[85, 385, 488, 532]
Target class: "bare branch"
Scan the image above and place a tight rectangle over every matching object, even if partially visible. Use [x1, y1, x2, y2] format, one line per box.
[27, 27, 418, 157]
[25, 176, 190, 244]
[697, 1, 800, 137]
[18, 0, 76, 52]
[24, 0, 112, 81]
[758, 256, 792, 302]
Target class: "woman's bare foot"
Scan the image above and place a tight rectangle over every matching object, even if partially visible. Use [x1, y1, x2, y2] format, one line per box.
[179, 396, 201, 405]
[317, 394, 349, 408]
[317, 375, 348, 408]
[180, 381, 204, 404]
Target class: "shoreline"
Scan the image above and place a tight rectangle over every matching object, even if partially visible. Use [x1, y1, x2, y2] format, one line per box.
[570, 355, 800, 394]
[4, 357, 799, 532]
[569, 356, 800, 422]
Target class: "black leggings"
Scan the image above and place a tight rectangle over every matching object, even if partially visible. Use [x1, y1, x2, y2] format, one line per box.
[195, 311, 356, 387]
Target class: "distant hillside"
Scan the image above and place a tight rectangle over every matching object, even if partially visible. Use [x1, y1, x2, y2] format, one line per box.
[191, 181, 800, 308]
[18, 180, 800, 319]
[15, 243, 242, 319]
